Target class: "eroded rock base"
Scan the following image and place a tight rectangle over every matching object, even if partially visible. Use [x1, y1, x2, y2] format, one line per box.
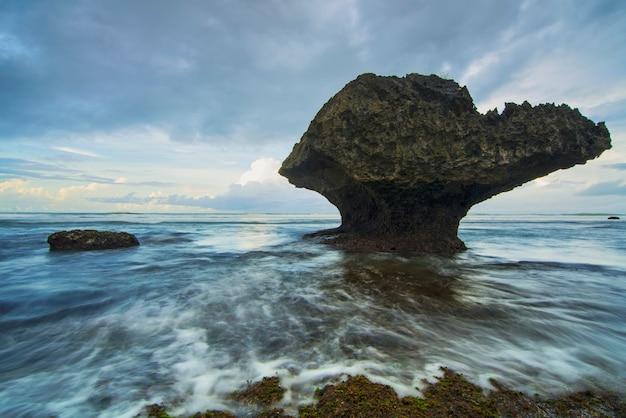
[306, 228, 466, 254]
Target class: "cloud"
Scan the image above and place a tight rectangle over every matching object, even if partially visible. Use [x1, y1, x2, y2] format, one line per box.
[56, 183, 109, 201]
[465, 2, 626, 114]
[1, 1, 624, 213]
[2, 0, 622, 141]
[0, 158, 78, 179]
[0, 0, 529, 144]
[0, 178, 65, 211]
[0, 1, 362, 142]
[89, 181, 334, 213]
[52, 147, 104, 158]
[0, 179, 20, 193]
[0, 179, 53, 199]
[605, 163, 626, 170]
[237, 157, 282, 185]
[0, 157, 114, 183]
[0, 178, 114, 211]
[3, 1, 620, 150]
[86, 157, 334, 213]
[579, 181, 626, 196]
[209, 181, 334, 213]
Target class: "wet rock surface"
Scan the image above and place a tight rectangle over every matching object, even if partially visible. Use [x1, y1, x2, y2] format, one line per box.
[280, 73, 612, 253]
[142, 369, 626, 418]
[47, 229, 139, 251]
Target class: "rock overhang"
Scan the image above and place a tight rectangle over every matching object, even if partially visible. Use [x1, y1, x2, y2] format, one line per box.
[280, 73, 611, 254]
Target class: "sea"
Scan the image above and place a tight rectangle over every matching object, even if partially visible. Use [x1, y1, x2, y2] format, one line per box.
[0, 212, 625, 417]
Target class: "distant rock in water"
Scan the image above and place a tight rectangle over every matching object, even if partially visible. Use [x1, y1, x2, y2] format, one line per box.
[48, 230, 139, 251]
[608, 216, 620, 220]
[280, 73, 612, 254]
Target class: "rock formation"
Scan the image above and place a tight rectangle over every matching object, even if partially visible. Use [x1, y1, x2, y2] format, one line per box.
[280, 73, 611, 253]
[48, 230, 139, 251]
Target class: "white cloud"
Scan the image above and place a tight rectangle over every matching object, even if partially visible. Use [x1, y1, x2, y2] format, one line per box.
[88, 181, 335, 214]
[316, 0, 367, 47]
[533, 178, 550, 187]
[0, 179, 56, 211]
[0, 179, 24, 193]
[153, 54, 194, 75]
[84, 155, 336, 213]
[0, 179, 52, 198]
[475, 52, 626, 115]
[460, 51, 502, 85]
[579, 180, 626, 197]
[53, 146, 104, 158]
[253, 37, 331, 71]
[56, 183, 108, 201]
[462, 3, 626, 117]
[210, 181, 334, 213]
[0, 32, 36, 59]
[237, 158, 283, 185]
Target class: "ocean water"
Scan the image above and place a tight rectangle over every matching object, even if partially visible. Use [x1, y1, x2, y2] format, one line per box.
[0, 212, 625, 417]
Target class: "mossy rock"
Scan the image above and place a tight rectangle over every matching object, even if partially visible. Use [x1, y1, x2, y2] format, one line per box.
[233, 376, 286, 407]
[140, 370, 625, 418]
[48, 229, 139, 251]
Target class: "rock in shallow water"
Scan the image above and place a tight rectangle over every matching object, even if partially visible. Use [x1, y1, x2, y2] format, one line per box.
[280, 73, 612, 253]
[47, 230, 139, 251]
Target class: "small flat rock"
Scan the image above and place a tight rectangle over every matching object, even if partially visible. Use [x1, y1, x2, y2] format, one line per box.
[48, 229, 139, 251]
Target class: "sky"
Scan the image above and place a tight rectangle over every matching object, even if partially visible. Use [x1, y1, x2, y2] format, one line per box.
[1, 0, 625, 214]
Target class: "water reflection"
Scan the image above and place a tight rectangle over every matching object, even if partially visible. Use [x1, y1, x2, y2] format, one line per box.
[325, 252, 511, 321]
[336, 253, 458, 299]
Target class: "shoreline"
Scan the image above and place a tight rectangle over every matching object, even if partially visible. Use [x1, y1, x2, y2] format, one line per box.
[139, 367, 625, 417]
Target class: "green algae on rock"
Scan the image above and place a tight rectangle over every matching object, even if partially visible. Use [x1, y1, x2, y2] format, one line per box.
[299, 368, 496, 417]
[233, 376, 286, 408]
[141, 369, 625, 418]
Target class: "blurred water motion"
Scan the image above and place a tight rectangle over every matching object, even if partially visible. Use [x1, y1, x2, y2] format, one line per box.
[0, 213, 624, 417]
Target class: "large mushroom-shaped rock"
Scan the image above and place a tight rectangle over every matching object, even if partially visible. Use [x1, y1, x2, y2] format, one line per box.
[280, 73, 611, 253]
[48, 230, 139, 251]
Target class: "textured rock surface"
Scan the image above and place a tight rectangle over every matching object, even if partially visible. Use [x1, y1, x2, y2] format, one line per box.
[48, 229, 139, 251]
[280, 73, 612, 253]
